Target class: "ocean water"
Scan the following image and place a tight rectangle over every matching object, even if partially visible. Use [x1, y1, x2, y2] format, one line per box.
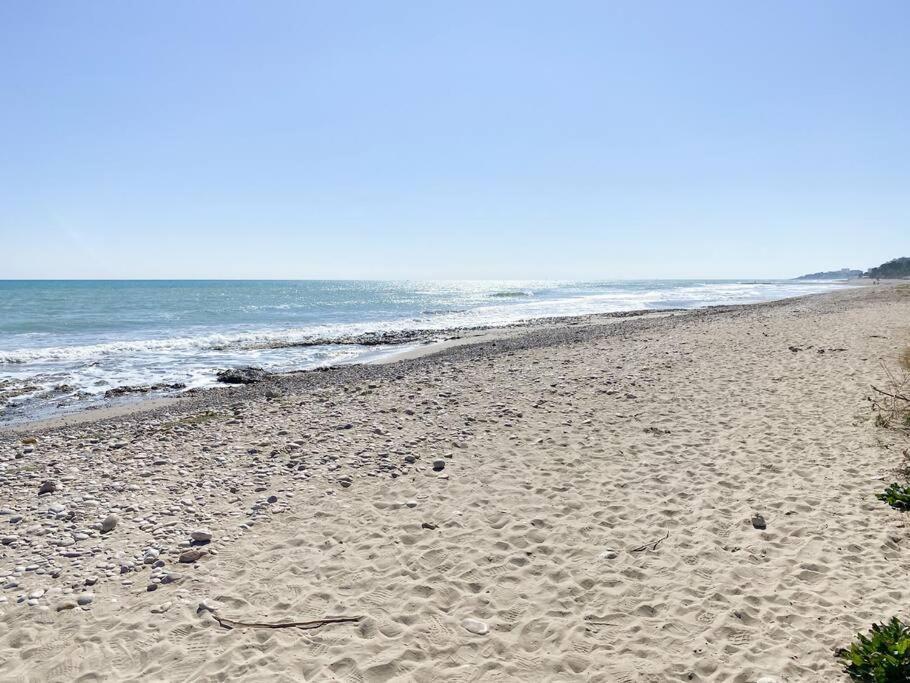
[0, 279, 846, 422]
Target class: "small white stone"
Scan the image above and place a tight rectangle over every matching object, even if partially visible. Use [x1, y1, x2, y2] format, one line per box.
[461, 618, 489, 635]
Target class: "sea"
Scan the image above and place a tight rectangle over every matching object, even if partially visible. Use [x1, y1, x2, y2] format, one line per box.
[0, 279, 848, 423]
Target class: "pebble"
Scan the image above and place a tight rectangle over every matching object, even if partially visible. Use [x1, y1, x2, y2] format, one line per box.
[461, 618, 490, 635]
[432, 459, 446, 471]
[150, 601, 172, 614]
[179, 549, 206, 564]
[100, 515, 118, 533]
[197, 599, 218, 614]
[38, 480, 57, 495]
[190, 529, 213, 542]
[751, 513, 767, 530]
[77, 592, 94, 606]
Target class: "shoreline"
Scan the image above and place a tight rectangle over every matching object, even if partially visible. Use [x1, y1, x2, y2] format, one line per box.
[0, 280, 861, 431]
[0, 288, 843, 435]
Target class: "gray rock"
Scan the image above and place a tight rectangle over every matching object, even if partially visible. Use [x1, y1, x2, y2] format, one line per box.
[76, 592, 94, 606]
[38, 480, 57, 495]
[432, 459, 446, 471]
[215, 366, 270, 385]
[100, 515, 118, 533]
[190, 529, 213, 542]
[751, 513, 767, 530]
[178, 548, 206, 564]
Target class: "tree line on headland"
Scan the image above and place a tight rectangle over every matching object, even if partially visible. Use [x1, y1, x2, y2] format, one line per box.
[796, 257, 910, 280]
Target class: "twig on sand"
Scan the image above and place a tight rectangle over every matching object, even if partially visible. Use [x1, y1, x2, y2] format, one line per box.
[210, 612, 362, 631]
[630, 529, 670, 553]
[871, 385, 910, 403]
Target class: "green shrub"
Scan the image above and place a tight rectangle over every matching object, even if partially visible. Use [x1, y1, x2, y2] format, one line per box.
[838, 616, 910, 682]
[877, 483, 910, 510]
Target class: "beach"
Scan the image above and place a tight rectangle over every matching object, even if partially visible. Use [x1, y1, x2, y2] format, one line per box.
[1, 282, 908, 681]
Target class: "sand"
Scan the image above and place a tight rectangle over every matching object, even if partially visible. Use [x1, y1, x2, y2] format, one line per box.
[1, 283, 909, 682]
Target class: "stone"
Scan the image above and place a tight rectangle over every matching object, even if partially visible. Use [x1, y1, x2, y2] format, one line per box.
[38, 480, 57, 495]
[461, 618, 489, 635]
[432, 459, 446, 471]
[56, 600, 77, 611]
[76, 593, 94, 606]
[190, 529, 213, 542]
[150, 601, 172, 614]
[179, 549, 206, 564]
[197, 599, 218, 614]
[215, 366, 270, 385]
[751, 513, 767, 530]
[100, 515, 118, 533]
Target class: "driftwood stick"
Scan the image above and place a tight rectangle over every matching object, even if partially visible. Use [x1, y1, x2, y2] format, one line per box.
[871, 385, 910, 403]
[211, 612, 362, 631]
[631, 529, 670, 553]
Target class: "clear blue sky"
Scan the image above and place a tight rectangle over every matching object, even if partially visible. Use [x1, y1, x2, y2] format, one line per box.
[1, 1, 907, 279]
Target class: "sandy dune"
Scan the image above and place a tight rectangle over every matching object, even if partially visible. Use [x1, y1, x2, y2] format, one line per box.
[2, 284, 909, 681]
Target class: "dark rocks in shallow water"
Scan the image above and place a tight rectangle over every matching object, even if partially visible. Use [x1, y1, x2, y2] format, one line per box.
[104, 383, 186, 398]
[216, 367, 270, 385]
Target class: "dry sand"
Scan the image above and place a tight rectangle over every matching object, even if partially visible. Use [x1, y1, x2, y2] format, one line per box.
[1, 283, 909, 682]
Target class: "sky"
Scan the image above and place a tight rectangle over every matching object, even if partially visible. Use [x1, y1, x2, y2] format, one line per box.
[0, 1, 908, 280]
